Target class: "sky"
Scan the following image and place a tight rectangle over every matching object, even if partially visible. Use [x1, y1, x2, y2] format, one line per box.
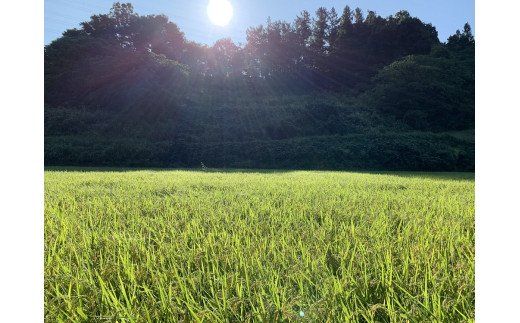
[45, 0, 475, 46]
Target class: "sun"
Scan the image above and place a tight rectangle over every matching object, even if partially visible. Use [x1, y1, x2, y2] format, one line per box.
[207, 0, 233, 26]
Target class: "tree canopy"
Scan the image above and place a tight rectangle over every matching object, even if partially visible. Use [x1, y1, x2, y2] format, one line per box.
[45, 2, 459, 106]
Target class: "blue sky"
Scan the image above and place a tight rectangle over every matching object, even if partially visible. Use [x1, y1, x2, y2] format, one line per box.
[45, 0, 475, 46]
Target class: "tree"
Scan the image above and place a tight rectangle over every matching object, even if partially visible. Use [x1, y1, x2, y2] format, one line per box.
[365, 10, 378, 25]
[327, 7, 340, 52]
[211, 38, 242, 77]
[245, 25, 267, 77]
[110, 2, 135, 30]
[463, 23, 474, 42]
[294, 10, 312, 48]
[354, 8, 364, 24]
[447, 23, 475, 51]
[293, 10, 312, 70]
[394, 10, 410, 23]
[80, 2, 137, 44]
[334, 5, 353, 50]
[310, 7, 329, 54]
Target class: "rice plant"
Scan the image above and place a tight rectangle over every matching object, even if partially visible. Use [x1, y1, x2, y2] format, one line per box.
[44, 170, 474, 322]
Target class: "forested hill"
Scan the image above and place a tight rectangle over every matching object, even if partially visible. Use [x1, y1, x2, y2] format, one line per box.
[44, 2, 475, 171]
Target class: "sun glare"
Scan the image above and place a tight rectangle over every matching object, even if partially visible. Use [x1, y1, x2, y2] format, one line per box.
[207, 0, 233, 26]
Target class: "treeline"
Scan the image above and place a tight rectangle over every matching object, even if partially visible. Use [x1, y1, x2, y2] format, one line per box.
[45, 3, 472, 102]
[44, 3, 475, 170]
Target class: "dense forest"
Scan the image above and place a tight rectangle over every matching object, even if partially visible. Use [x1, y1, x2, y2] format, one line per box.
[45, 2, 474, 170]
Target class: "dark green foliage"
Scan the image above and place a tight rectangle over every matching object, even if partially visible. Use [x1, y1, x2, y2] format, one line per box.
[447, 23, 475, 52]
[44, 3, 474, 171]
[366, 51, 474, 131]
[45, 132, 474, 171]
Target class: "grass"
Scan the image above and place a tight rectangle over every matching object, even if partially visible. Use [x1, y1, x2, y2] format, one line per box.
[44, 169, 474, 322]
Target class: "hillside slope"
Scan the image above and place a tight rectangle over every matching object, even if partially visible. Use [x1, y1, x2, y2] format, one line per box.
[44, 3, 474, 171]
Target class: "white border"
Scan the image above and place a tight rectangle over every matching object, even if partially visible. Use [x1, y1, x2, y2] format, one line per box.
[475, 0, 520, 321]
[0, 0, 44, 321]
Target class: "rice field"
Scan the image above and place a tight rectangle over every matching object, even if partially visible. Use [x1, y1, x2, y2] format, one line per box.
[44, 169, 474, 322]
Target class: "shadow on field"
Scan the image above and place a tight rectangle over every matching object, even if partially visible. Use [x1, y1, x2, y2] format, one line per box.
[369, 171, 474, 181]
[45, 166, 474, 181]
